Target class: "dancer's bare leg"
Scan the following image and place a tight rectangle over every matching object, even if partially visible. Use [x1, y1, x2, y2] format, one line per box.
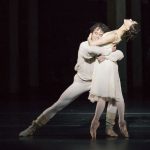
[116, 100, 129, 137]
[90, 98, 106, 140]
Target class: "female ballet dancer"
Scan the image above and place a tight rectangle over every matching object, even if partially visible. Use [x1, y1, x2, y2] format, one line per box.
[88, 19, 139, 139]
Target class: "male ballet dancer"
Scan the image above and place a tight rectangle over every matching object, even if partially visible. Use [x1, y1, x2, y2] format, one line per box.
[19, 23, 124, 137]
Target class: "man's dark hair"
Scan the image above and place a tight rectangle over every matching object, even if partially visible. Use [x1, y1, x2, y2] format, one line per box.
[90, 22, 110, 33]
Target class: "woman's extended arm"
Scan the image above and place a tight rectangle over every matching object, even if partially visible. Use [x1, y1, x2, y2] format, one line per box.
[88, 32, 116, 46]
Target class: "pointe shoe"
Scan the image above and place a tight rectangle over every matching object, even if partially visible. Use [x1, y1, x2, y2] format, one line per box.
[105, 128, 118, 137]
[90, 120, 100, 140]
[19, 121, 40, 137]
[119, 121, 129, 138]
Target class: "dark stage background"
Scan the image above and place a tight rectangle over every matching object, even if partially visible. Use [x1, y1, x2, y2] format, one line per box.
[1, 1, 150, 150]
[0, 0, 150, 110]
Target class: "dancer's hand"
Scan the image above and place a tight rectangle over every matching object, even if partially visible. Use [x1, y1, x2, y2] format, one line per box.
[88, 33, 92, 45]
[97, 56, 106, 62]
[112, 46, 116, 52]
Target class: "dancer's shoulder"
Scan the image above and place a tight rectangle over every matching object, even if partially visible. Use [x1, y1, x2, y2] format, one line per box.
[79, 41, 88, 47]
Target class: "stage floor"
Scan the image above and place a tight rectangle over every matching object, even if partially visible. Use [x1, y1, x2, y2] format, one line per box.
[0, 95, 150, 150]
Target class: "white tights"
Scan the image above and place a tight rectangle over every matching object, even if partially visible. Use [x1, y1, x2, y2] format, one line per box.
[36, 74, 118, 125]
[37, 75, 91, 124]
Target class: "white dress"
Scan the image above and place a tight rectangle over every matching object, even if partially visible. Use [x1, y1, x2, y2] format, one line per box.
[88, 32, 123, 103]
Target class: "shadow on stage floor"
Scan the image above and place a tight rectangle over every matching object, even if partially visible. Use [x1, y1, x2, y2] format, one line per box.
[0, 95, 150, 150]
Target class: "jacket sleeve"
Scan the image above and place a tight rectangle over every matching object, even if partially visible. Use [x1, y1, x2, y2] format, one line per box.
[80, 42, 112, 59]
[105, 50, 124, 62]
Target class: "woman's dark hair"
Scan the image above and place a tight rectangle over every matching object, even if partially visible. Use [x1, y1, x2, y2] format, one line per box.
[122, 23, 140, 41]
[90, 22, 110, 33]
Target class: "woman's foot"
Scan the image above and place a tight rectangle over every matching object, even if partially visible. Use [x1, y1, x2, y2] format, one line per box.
[119, 121, 129, 138]
[90, 119, 100, 140]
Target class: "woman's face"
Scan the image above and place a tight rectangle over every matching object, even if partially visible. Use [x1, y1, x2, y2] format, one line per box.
[91, 27, 104, 41]
[124, 19, 137, 29]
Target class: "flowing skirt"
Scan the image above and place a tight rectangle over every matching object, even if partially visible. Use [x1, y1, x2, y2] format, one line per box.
[89, 59, 123, 103]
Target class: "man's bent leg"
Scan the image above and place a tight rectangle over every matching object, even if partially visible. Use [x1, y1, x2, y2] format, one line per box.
[36, 80, 91, 126]
[19, 76, 91, 137]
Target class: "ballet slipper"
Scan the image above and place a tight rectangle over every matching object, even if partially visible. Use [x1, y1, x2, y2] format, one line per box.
[119, 121, 129, 138]
[90, 119, 100, 140]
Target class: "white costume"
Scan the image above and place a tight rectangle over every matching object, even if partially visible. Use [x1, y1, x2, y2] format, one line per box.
[89, 31, 124, 103]
[16, 41, 123, 128]
[19, 40, 125, 137]
[35, 41, 124, 125]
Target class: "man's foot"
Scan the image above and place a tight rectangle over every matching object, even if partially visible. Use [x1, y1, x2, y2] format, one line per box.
[119, 121, 129, 138]
[19, 121, 40, 137]
[90, 120, 100, 140]
[105, 128, 118, 137]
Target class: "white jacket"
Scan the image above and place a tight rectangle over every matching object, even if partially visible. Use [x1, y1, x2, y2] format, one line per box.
[74, 41, 124, 81]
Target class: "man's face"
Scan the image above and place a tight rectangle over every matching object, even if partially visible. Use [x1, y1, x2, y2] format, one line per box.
[91, 27, 104, 41]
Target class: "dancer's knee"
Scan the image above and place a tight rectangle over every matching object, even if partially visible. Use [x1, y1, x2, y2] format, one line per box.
[52, 100, 69, 112]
